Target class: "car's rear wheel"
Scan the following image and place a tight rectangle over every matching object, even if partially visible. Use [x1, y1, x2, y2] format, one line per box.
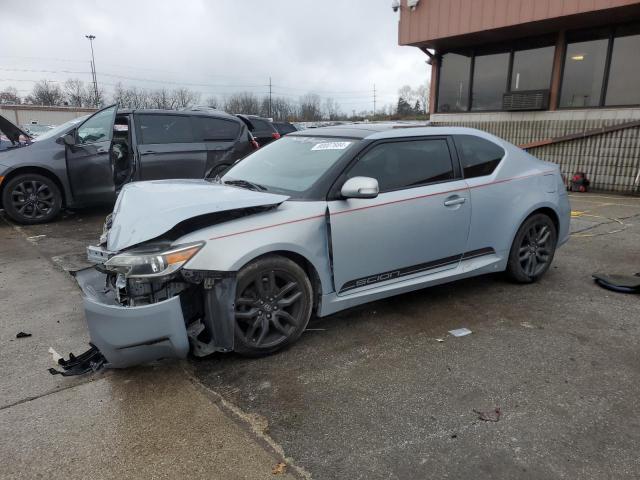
[234, 255, 313, 357]
[506, 213, 557, 283]
[1, 173, 62, 224]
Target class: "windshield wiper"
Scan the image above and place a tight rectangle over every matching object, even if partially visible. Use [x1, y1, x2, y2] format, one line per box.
[223, 179, 268, 191]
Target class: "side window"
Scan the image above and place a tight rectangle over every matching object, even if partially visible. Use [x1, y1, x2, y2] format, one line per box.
[137, 114, 193, 144]
[249, 118, 270, 131]
[454, 135, 504, 178]
[194, 117, 240, 141]
[347, 139, 454, 192]
[76, 106, 116, 145]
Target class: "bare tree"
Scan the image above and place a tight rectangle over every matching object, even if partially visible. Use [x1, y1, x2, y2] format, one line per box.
[0, 86, 20, 105]
[64, 79, 89, 107]
[204, 95, 220, 109]
[225, 92, 260, 114]
[172, 88, 200, 109]
[299, 93, 322, 121]
[150, 88, 176, 109]
[86, 85, 106, 108]
[271, 97, 297, 121]
[416, 84, 429, 114]
[322, 97, 341, 120]
[29, 80, 65, 106]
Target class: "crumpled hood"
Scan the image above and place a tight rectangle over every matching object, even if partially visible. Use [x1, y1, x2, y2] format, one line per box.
[106, 179, 289, 251]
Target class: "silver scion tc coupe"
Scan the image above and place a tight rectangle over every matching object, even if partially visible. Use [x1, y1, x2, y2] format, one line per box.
[76, 125, 570, 368]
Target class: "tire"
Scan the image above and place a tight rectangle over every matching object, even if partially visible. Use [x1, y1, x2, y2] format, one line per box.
[506, 213, 558, 283]
[233, 255, 313, 357]
[1, 173, 62, 225]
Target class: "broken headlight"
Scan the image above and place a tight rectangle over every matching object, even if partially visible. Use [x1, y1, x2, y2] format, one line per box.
[104, 242, 204, 278]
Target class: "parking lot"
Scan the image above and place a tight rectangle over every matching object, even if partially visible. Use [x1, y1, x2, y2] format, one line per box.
[1, 192, 639, 479]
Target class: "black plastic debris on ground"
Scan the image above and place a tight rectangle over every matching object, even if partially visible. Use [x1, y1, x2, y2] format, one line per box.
[592, 273, 640, 294]
[16, 331, 32, 339]
[48, 344, 106, 376]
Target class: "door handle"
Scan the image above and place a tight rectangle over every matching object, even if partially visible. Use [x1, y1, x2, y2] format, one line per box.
[444, 196, 466, 207]
[140, 150, 156, 155]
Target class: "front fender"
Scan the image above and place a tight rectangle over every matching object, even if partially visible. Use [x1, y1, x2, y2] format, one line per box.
[180, 201, 335, 294]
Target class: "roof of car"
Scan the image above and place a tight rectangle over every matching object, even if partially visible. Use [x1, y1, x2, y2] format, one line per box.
[117, 108, 241, 122]
[288, 123, 429, 139]
[288, 124, 497, 142]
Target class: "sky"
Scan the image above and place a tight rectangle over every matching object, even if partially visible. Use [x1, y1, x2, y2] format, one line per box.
[0, 0, 430, 113]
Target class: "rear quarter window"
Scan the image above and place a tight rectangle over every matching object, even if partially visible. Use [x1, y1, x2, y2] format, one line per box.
[248, 118, 273, 132]
[454, 135, 505, 178]
[137, 114, 193, 144]
[194, 116, 240, 141]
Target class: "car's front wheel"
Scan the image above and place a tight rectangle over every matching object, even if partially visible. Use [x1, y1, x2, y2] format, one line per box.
[1, 173, 62, 224]
[234, 255, 313, 356]
[506, 213, 558, 283]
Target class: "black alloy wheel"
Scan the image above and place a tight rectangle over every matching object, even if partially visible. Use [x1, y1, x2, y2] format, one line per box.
[2, 173, 62, 224]
[234, 255, 313, 356]
[507, 213, 557, 283]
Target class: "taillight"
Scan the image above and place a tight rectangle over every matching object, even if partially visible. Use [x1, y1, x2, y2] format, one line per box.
[251, 139, 260, 150]
[272, 132, 281, 140]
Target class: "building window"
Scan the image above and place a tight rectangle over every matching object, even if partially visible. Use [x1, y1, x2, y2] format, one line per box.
[437, 38, 555, 113]
[437, 53, 471, 112]
[511, 46, 555, 91]
[471, 52, 510, 111]
[560, 39, 608, 108]
[605, 29, 640, 106]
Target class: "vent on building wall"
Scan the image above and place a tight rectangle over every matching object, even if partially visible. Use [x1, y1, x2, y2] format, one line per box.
[503, 90, 549, 111]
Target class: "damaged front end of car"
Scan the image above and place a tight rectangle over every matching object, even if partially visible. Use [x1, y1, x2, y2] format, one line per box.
[48, 180, 289, 374]
[62, 241, 237, 371]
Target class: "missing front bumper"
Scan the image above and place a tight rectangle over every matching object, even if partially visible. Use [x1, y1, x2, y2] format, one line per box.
[75, 268, 190, 368]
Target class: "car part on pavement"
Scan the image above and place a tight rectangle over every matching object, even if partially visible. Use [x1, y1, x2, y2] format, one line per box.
[592, 272, 640, 293]
[448, 328, 472, 337]
[48, 344, 106, 376]
[73, 125, 570, 368]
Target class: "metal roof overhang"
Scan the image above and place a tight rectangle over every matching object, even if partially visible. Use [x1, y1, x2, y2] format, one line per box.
[412, 4, 640, 53]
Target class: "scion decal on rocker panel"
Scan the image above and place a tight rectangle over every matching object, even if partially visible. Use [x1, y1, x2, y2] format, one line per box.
[339, 248, 495, 294]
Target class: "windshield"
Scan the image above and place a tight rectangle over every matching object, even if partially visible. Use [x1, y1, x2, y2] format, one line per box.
[33, 116, 87, 142]
[222, 136, 356, 194]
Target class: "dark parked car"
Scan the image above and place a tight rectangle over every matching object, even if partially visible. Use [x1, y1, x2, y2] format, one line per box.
[0, 105, 256, 224]
[272, 121, 298, 136]
[236, 114, 281, 146]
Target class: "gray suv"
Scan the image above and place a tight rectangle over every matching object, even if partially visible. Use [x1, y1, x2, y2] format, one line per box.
[0, 105, 256, 224]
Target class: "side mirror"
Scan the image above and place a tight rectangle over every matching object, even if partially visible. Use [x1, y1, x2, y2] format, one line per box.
[59, 133, 75, 146]
[341, 176, 379, 199]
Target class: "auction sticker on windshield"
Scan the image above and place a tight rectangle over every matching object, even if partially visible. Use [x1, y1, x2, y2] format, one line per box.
[311, 141, 352, 151]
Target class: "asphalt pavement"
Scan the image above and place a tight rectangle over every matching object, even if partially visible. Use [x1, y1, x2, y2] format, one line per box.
[0, 216, 299, 480]
[1, 192, 639, 479]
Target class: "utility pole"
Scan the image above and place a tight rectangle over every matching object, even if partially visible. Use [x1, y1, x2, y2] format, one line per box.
[268, 76, 272, 118]
[85, 34, 99, 106]
[373, 84, 376, 120]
